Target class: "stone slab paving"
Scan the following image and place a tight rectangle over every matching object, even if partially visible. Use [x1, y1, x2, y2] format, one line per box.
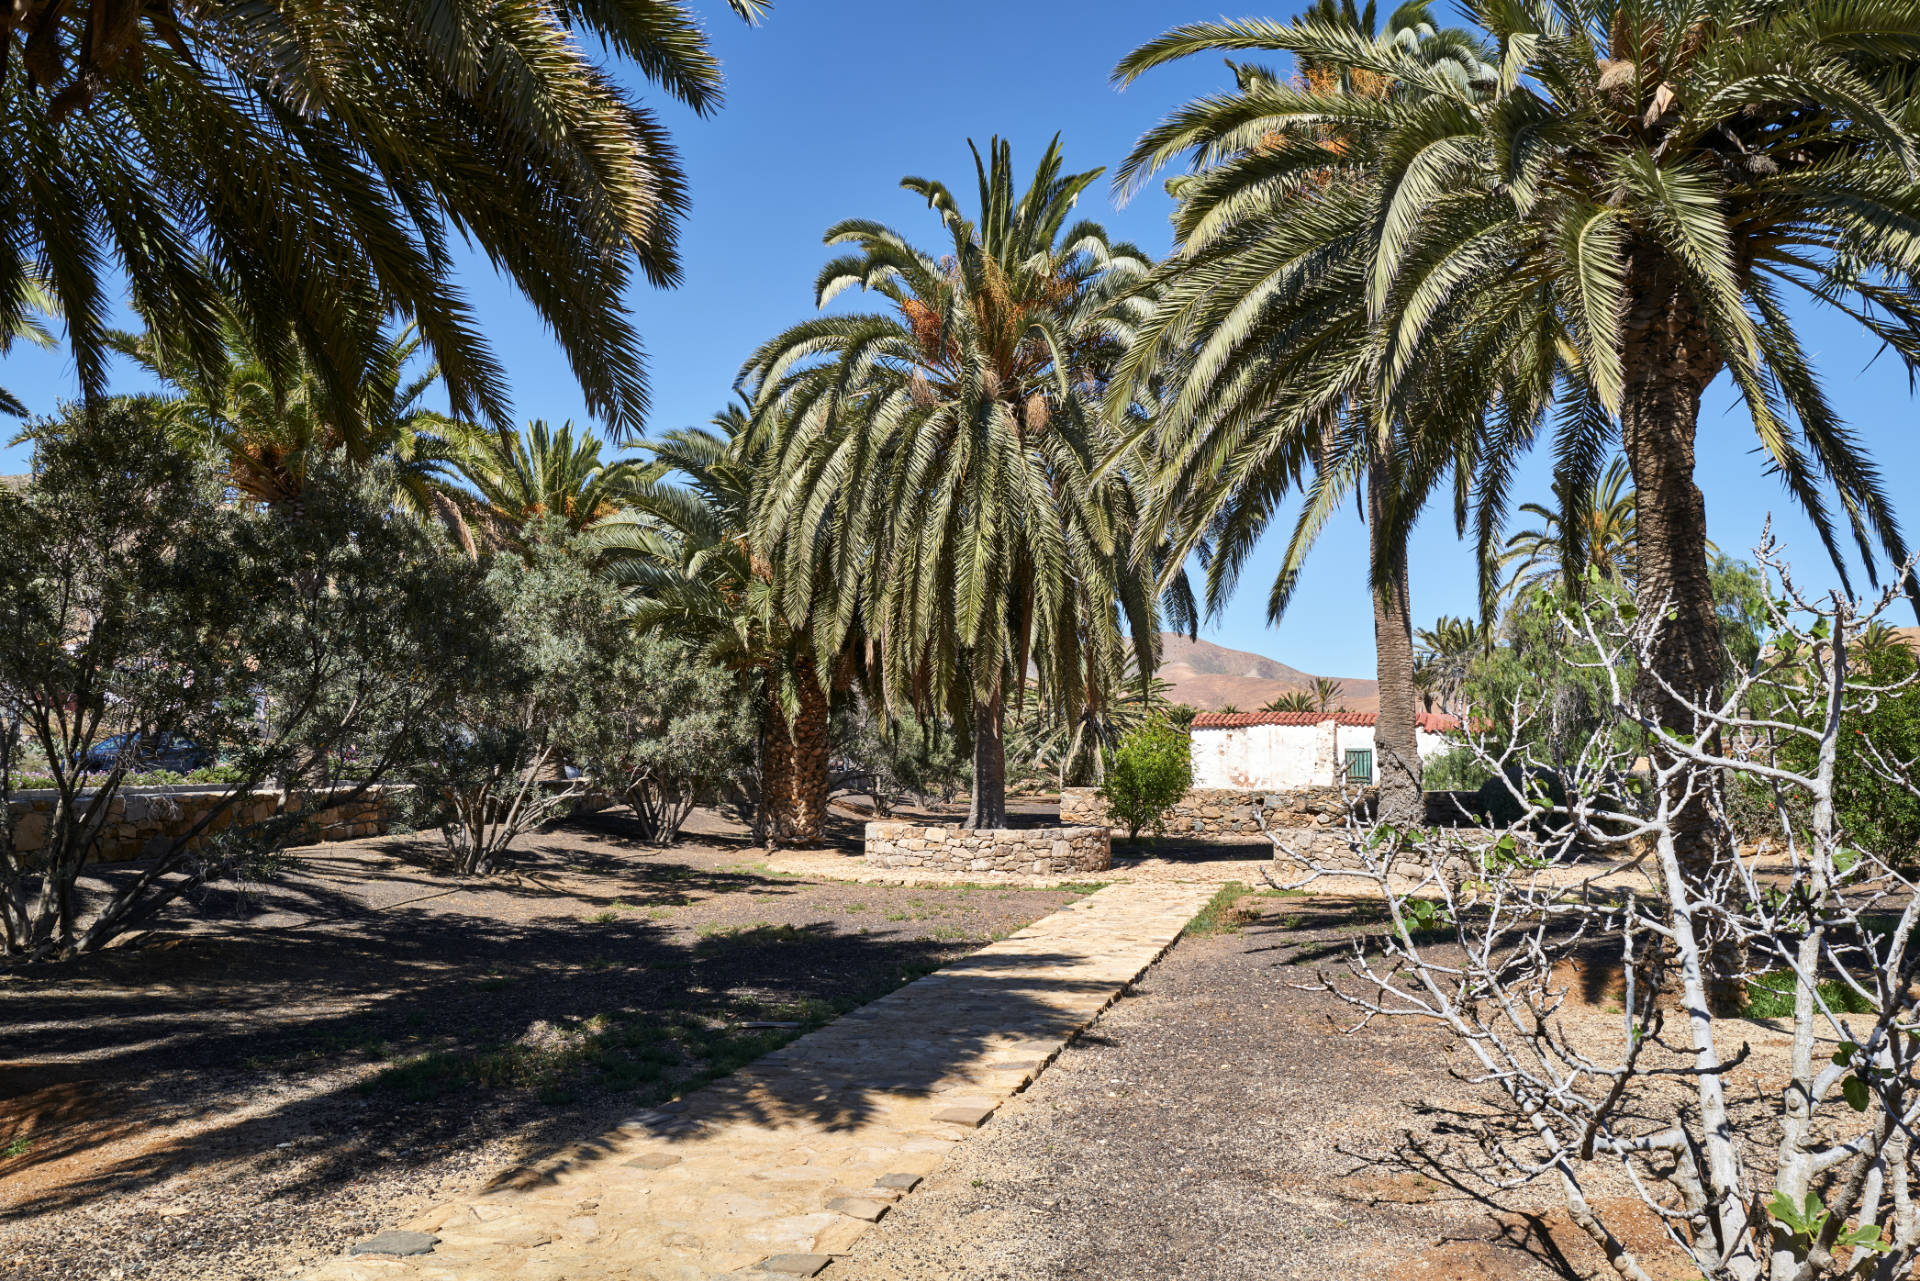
[301, 880, 1222, 1281]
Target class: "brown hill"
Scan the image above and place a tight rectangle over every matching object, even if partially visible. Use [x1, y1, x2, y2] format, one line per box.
[1157, 633, 1378, 713]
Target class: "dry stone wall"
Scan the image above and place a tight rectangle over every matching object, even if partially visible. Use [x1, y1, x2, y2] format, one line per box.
[7, 785, 394, 864]
[864, 823, 1111, 876]
[1060, 785, 1366, 840]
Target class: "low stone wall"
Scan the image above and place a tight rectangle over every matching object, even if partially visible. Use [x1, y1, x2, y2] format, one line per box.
[7, 785, 396, 864]
[1060, 785, 1365, 840]
[864, 823, 1111, 876]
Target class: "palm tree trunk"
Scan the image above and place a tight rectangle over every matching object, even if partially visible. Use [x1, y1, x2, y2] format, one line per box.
[1621, 241, 1739, 1004]
[786, 656, 830, 846]
[1368, 457, 1423, 824]
[964, 687, 1007, 830]
[760, 677, 796, 848]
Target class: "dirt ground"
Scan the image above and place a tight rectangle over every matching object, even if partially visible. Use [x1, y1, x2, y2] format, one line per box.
[0, 806, 1087, 1281]
[834, 891, 1710, 1281]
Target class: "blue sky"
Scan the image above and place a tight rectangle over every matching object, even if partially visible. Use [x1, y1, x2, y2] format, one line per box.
[6, 0, 1918, 679]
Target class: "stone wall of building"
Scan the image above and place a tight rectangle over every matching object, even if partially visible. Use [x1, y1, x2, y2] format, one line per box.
[1060, 785, 1364, 840]
[864, 823, 1111, 876]
[7, 785, 396, 864]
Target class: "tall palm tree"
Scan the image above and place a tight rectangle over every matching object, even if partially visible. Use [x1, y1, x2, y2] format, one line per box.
[741, 137, 1165, 829]
[592, 407, 838, 846]
[1414, 614, 1489, 713]
[1, 0, 765, 437]
[1108, 6, 1496, 822]
[1122, 3, 1920, 860]
[456, 421, 648, 555]
[1500, 457, 1638, 599]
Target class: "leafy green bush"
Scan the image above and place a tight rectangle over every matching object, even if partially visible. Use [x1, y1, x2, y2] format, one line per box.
[1742, 970, 1875, 1020]
[1777, 639, 1920, 866]
[1097, 718, 1192, 840]
[1422, 745, 1493, 792]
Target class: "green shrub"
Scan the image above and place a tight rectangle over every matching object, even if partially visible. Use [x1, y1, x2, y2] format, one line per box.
[1098, 718, 1193, 840]
[1422, 745, 1493, 792]
[1777, 641, 1920, 866]
[1742, 970, 1875, 1020]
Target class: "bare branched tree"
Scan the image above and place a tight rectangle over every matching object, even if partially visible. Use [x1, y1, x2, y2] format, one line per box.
[1256, 535, 1920, 1281]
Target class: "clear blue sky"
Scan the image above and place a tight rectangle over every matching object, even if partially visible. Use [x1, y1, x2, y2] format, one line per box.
[5, 0, 1916, 679]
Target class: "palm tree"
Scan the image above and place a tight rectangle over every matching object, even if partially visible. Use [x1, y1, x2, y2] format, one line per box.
[455, 421, 648, 555]
[1311, 675, 1348, 713]
[113, 316, 477, 536]
[1262, 690, 1319, 714]
[2, 0, 764, 436]
[741, 137, 1165, 829]
[592, 407, 838, 846]
[1414, 615, 1489, 713]
[1108, 5, 1496, 822]
[0, 275, 55, 417]
[1121, 3, 1920, 863]
[1500, 458, 1638, 599]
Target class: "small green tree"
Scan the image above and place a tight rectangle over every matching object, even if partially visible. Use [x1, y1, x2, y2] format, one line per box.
[571, 631, 756, 846]
[1097, 720, 1193, 840]
[400, 522, 614, 875]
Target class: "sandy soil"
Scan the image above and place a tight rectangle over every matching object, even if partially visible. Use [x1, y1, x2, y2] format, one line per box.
[831, 891, 1791, 1281]
[0, 806, 1084, 1281]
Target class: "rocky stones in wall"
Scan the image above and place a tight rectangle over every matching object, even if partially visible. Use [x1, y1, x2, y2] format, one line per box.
[863, 823, 1111, 875]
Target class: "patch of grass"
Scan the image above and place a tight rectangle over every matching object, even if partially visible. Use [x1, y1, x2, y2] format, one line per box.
[695, 920, 808, 943]
[2, 1136, 29, 1158]
[1057, 881, 1111, 895]
[586, 910, 618, 924]
[1184, 882, 1255, 937]
[844, 902, 868, 913]
[476, 973, 514, 992]
[1743, 970, 1876, 1020]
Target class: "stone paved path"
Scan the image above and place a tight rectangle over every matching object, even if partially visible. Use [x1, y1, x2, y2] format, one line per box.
[303, 880, 1221, 1281]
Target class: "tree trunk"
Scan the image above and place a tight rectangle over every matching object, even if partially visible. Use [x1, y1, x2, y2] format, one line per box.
[785, 656, 830, 846]
[1368, 457, 1424, 825]
[964, 687, 1006, 830]
[1619, 240, 1739, 1004]
[760, 677, 796, 848]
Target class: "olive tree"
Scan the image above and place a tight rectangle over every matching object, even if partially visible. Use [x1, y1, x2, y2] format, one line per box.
[400, 524, 623, 874]
[0, 401, 492, 959]
[570, 630, 755, 846]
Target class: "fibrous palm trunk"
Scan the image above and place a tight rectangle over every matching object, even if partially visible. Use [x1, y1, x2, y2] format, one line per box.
[786, 657, 830, 845]
[1620, 242, 1738, 1003]
[1368, 456, 1424, 825]
[760, 678, 796, 848]
[965, 687, 1007, 830]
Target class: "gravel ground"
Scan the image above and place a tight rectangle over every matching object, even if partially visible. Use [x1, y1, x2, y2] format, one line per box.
[834, 891, 1699, 1281]
[0, 805, 1086, 1281]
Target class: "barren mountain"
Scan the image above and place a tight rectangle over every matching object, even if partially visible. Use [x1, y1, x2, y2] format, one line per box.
[1156, 632, 1378, 713]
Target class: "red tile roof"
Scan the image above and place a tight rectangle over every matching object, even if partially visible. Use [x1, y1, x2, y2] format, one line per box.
[1190, 710, 1461, 732]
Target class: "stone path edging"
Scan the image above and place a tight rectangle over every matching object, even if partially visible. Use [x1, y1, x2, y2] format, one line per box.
[302, 880, 1222, 1281]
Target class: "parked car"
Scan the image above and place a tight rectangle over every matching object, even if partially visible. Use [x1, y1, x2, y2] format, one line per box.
[81, 733, 215, 776]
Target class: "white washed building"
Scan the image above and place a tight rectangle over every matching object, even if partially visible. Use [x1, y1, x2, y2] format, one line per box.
[1188, 710, 1461, 791]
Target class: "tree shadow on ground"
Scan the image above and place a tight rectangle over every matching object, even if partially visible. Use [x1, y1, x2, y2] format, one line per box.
[0, 817, 1096, 1234]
